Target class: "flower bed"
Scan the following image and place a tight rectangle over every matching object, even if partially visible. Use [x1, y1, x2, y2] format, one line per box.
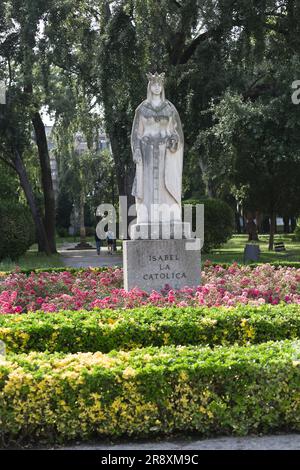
[0, 340, 299, 442]
[0, 264, 299, 314]
[0, 304, 300, 354]
[0, 263, 299, 444]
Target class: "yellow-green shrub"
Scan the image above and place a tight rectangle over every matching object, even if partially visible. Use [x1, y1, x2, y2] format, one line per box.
[0, 340, 299, 443]
[0, 304, 299, 354]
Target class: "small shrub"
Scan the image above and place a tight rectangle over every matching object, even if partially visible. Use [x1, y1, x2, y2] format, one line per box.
[0, 202, 35, 261]
[294, 224, 300, 241]
[56, 227, 69, 238]
[183, 198, 235, 252]
[1, 304, 299, 354]
[0, 340, 299, 443]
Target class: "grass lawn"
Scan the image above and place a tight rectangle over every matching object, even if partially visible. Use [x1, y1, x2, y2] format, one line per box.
[0, 234, 299, 272]
[0, 253, 63, 272]
[203, 234, 300, 264]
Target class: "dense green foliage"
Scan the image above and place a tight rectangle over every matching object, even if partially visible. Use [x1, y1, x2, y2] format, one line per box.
[0, 163, 36, 261]
[0, 0, 58, 254]
[183, 198, 235, 252]
[0, 202, 35, 261]
[0, 304, 300, 354]
[1, 1, 300, 251]
[295, 224, 300, 241]
[0, 340, 299, 442]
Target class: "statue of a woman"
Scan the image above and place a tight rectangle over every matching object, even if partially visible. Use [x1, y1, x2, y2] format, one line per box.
[131, 72, 187, 239]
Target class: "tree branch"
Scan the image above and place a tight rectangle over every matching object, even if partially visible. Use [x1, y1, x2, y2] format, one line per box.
[178, 0, 289, 65]
[8, 57, 12, 88]
[0, 153, 16, 171]
[104, 1, 112, 21]
[244, 73, 268, 97]
[170, 0, 183, 8]
[178, 30, 210, 64]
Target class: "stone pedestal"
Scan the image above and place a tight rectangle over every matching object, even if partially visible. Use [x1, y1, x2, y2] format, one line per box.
[130, 221, 191, 240]
[123, 239, 201, 292]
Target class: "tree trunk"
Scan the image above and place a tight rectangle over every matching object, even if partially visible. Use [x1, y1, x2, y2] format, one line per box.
[206, 179, 214, 198]
[79, 190, 86, 244]
[12, 149, 51, 255]
[31, 112, 57, 253]
[111, 170, 115, 206]
[291, 216, 297, 232]
[235, 211, 241, 233]
[269, 212, 276, 251]
[283, 216, 290, 233]
[109, 134, 135, 238]
[255, 211, 262, 233]
[199, 157, 214, 197]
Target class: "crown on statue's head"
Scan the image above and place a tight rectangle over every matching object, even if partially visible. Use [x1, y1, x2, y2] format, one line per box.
[146, 72, 165, 84]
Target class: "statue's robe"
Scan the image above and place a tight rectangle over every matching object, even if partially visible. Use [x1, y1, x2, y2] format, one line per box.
[131, 99, 184, 224]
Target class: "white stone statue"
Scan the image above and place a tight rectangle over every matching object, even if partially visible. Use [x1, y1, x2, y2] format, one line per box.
[131, 72, 190, 239]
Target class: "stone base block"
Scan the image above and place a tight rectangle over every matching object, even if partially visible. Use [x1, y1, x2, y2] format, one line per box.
[123, 239, 201, 292]
[130, 222, 191, 240]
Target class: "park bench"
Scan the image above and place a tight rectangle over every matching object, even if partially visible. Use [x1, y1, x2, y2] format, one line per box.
[274, 241, 286, 252]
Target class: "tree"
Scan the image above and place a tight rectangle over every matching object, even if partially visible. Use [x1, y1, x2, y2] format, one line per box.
[2, 0, 300, 248]
[206, 65, 300, 250]
[0, 0, 57, 253]
[52, 79, 117, 243]
[43, 0, 240, 209]
[0, 89, 51, 254]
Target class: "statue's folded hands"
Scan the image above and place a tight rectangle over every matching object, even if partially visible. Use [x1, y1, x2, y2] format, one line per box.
[167, 134, 179, 152]
[141, 135, 151, 144]
[133, 148, 142, 163]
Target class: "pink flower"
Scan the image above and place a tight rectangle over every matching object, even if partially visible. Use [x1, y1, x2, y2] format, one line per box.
[14, 306, 23, 313]
[0, 264, 299, 314]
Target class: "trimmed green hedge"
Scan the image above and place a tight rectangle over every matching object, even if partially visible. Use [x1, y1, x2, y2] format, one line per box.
[0, 340, 299, 443]
[249, 261, 300, 269]
[1, 261, 299, 276]
[206, 261, 300, 269]
[1, 304, 300, 354]
[0, 266, 113, 276]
